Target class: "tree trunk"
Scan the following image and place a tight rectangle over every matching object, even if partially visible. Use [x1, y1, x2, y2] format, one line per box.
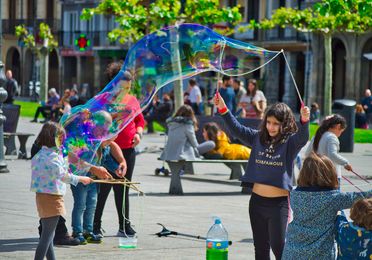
[323, 33, 332, 116]
[39, 52, 49, 102]
[170, 26, 184, 112]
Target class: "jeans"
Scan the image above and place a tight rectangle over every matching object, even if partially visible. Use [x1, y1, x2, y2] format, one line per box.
[71, 182, 98, 234]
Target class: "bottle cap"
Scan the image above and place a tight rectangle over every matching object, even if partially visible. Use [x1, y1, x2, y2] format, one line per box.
[214, 218, 221, 224]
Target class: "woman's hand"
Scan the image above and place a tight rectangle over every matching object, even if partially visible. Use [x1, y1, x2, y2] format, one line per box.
[300, 106, 310, 122]
[115, 161, 127, 177]
[214, 92, 227, 110]
[90, 166, 112, 179]
[132, 133, 141, 147]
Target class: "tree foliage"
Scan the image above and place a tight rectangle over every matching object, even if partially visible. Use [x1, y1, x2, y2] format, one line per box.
[80, 0, 242, 44]
[246, 0, 372, 115]
[248, 0, 372, 33]
[15, 23, 58, 52]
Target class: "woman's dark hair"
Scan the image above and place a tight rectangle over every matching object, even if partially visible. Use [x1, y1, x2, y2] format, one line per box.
[350, 198, 372, 230]
[189, 78, 197, 86]
[247, 79, 257, 97]
[203, 122, 220, 144]
[106, 61, 124, 81]
[297, 153, 339, 189]
[259, 103, 297, 145]
[35, 121, 66, 148]
[174, 104, 198, 130]
[313, 114, 347, 152]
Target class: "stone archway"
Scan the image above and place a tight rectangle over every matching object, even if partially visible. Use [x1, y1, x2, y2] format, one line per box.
[5, 47, 21, 88]
[332, 38, 346, 99]
[361, 38, 372, 92]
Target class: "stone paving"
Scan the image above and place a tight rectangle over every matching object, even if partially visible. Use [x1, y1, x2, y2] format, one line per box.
[0, 117, 371, 259]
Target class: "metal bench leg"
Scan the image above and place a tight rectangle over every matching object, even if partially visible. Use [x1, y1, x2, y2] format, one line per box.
[224, 162, 243, 180]
[167, 161, 185, 195]
[17, 135, 31, 159]
[4, 136, 17, 155]
[184, 162, 194, 175]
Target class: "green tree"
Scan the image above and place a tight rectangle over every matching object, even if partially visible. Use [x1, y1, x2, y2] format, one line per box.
[15, 23, 58, 102]
[81, 0, 242, 110]
[247, 0, 372, 115]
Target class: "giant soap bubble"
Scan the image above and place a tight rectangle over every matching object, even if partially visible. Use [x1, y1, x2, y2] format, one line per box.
[59, 23, 280, 174]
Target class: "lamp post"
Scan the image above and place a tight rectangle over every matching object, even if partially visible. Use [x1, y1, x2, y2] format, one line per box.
[0, 0, 10, 173]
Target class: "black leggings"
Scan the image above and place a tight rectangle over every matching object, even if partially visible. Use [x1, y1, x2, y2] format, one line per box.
[34, 216, 59, 260]
[94, 148, 136, 231]
[249, 193, 289, 260]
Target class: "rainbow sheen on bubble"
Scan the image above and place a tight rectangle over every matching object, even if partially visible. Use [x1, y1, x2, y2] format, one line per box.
[59, 23, 280, 174]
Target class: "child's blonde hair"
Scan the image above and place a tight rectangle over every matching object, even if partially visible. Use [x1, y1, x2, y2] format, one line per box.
[350, 198, 372, 230]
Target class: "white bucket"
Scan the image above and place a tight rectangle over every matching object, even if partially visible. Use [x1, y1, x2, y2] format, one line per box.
[118, 236, 138, 249]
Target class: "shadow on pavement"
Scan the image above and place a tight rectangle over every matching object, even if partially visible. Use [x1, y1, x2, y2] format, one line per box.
[0, 237, 38, 252]
[238, 238, 254, 243]
[144, 191, 248, 197]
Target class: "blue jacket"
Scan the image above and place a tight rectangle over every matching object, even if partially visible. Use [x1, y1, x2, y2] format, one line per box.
[221, 111, 309, 191]
[336, 211, 372, 259]
[282, 187, 372, 259]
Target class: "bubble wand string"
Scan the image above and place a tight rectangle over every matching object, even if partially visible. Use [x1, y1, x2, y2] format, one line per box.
[342, 176, 363, 192]
[281, 49, 304, 108]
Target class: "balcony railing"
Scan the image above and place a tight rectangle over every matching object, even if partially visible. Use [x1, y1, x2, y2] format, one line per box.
[2, 19, 61, 34]
[61, 31, 121, 48]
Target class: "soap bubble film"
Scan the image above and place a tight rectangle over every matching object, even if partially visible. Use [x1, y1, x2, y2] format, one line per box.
[59, 23, 280, 174]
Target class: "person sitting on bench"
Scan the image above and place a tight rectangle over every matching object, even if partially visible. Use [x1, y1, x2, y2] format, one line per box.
[202, 122, 251, 160]
[160, 104, 214, 161]
[31, 88, 60, 123]
[145, 93, 173, 133]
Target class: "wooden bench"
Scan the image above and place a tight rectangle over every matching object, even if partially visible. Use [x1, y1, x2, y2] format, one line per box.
[160, 116, 262, 195]
[3, 104, 34, 159]
[166, 159, 248, 195]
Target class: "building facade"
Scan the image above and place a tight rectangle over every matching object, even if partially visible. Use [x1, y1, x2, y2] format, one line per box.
[1, 0, 61, 97]
[1, 0, 371, 110]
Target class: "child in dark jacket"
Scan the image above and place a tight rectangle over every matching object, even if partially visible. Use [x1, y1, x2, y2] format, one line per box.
[215, 93, 310, 260]
[336, 198, 372, 259]
[282, 153, 372, 259]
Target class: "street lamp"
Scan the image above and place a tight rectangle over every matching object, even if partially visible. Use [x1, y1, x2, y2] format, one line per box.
[0, 61, 9, 173]
[0, 0, 10, 173]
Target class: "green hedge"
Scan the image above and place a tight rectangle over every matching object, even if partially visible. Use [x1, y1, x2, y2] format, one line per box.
[14, 101, 372, 143]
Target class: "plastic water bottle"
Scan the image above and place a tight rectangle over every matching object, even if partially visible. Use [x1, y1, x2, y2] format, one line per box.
[206, 218, 228, 260]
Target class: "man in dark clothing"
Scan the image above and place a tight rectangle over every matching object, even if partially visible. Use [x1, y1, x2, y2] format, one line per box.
[219, 75, 236, 113]
[69, 87, 80, 107]
[4, 70, 18, 104]
[361, 88, 372, 125]
[145, 93, 173, 133]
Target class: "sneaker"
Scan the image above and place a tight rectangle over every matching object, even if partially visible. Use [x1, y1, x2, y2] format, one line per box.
[117, 225, 136, 237]
[30, 119, 37, 123]
[72, 232, 87, 245]
[84, 232, 102, 244]
[93, 227, 105, 239]
[125, 225, 137, 237]
[54, 235, 80, 246]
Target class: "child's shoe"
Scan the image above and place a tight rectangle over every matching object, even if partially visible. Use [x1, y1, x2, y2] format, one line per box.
[84, 232, 102, 244]
[72, 232, 87, 245]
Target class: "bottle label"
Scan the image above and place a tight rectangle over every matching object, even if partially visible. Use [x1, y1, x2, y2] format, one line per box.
[206, 240, 228, 250]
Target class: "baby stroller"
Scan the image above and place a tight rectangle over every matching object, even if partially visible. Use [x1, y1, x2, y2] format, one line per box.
[154, 133, 170, 176]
